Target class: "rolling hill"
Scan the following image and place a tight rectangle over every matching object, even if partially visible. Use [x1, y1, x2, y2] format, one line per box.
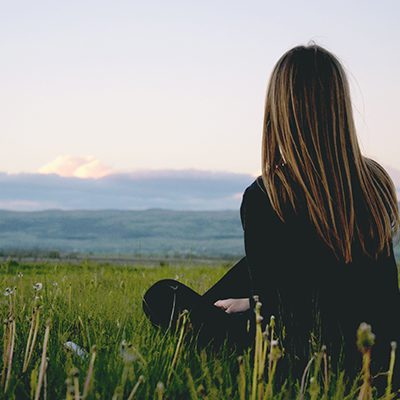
[0, 208, 399, 262]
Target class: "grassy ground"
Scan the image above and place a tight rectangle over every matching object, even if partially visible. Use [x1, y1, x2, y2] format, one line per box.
[0, 259, 397, 399]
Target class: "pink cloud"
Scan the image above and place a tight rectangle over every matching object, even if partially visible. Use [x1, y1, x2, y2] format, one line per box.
[38, 155, 113, 179]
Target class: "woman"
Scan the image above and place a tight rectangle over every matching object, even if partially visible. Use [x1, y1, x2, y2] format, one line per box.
[142, 43, 400, 384]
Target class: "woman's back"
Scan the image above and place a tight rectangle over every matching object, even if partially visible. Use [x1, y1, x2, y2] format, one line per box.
[241, 173, 400, 376]
[245, 43, 400, 381]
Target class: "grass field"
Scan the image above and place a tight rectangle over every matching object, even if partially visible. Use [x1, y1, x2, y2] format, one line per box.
[0, 259, 398, 399]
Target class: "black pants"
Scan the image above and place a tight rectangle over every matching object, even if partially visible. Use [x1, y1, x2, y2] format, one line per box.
[142, 256, 254, 351]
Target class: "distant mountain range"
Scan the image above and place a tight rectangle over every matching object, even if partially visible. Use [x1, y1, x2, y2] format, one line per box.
[0, 209, 245, 259]
[0, 209, 398, 261]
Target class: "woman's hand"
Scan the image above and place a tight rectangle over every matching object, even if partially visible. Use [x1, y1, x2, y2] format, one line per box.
[213, 298, 250, 314]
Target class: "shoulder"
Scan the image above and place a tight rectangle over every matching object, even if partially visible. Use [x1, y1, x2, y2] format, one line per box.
[241, 174, 302, 224]
[240, 175, 278, 225]
[364, 157, 387, 175]
[363, 157, 399, 222]
[242, 175, 280, 216]
[363, 157, 394, 186]
[243, 175, 269, 200]
[363, 157, 398, 202]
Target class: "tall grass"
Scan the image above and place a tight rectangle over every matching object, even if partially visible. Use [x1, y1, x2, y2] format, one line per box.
[0, 259, 398, 399]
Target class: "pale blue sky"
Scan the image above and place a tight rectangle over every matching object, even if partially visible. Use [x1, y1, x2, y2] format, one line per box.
[1, 0, 399, 177]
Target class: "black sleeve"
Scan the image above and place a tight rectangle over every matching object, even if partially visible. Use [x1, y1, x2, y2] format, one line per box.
[240, 192, 246, 231]
[241, 185, 283, 323]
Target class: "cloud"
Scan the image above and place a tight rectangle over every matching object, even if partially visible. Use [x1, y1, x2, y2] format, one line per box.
[232, 192, 244, 200]
[1, 163, 398, 211]
[0, 199, 57, 211]
[0, 169, 254, 210]
[38, 155, 113, 179]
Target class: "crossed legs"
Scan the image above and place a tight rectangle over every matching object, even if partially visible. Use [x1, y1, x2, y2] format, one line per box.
[142, 256, 253, 350]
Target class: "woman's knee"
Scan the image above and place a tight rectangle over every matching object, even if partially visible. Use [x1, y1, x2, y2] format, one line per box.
[142, 279, 181, 323]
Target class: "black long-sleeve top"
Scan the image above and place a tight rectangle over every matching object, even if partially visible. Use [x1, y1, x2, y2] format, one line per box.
[240, 175, 400, 377]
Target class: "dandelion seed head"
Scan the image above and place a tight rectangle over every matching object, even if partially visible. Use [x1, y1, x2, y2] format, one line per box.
[262, 331, 268, 339]
[271, 339, 279, 347]
[33, 282, 43, 291]
[357, 322, 375, 351]
[269, 315, 276, 328]
[359, 322, 369, 332]
[269, 340, 282, 361]
[120, 340, 137, 363]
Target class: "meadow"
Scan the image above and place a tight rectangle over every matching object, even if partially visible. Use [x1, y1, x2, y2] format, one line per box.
[0, 259, 398, 399]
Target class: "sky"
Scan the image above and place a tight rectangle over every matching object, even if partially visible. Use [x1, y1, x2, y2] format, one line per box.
[0, 0, 399, 179]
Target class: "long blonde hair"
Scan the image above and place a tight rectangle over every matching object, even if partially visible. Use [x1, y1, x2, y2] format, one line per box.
[261, 43, 399, 263]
